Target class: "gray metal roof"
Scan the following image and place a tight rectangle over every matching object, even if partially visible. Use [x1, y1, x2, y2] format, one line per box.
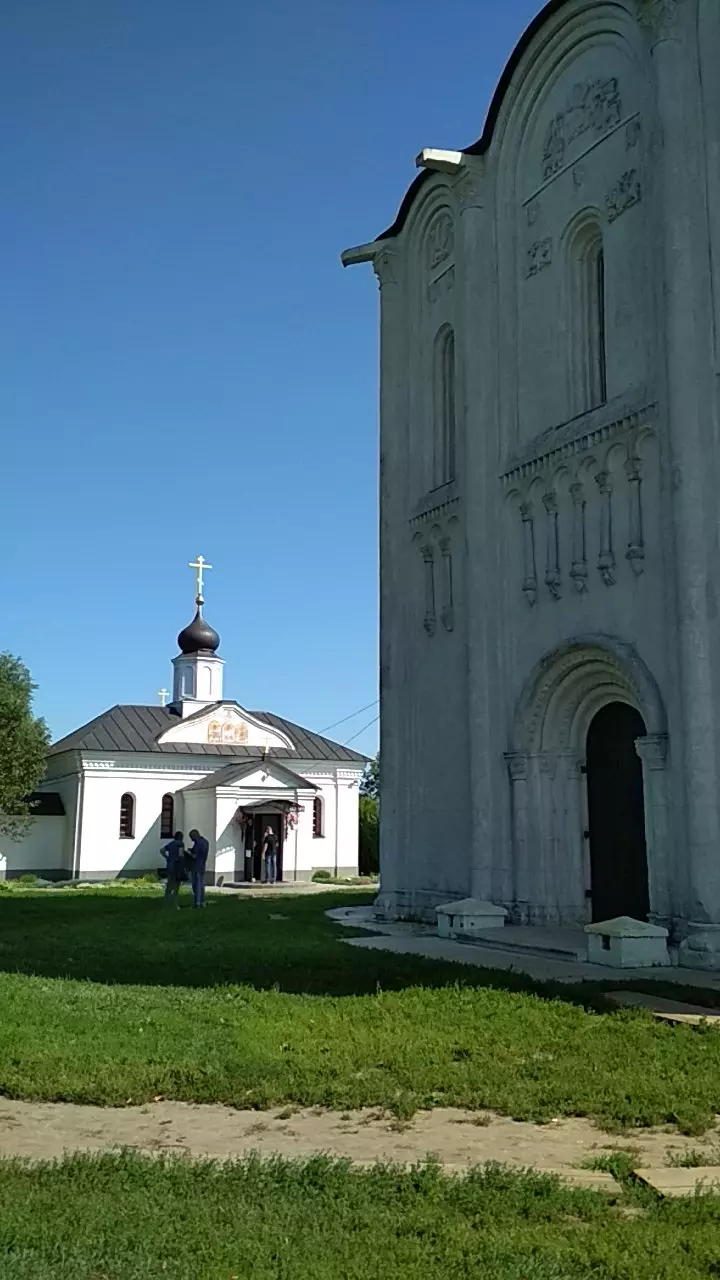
[27, 791, 66, 816]
[183, 760, 318, 792]
[49, 703, 369, 764]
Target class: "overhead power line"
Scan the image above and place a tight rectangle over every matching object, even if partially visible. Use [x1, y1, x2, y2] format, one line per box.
[344, 714, 380, 747]
[318, 700, 379, 736]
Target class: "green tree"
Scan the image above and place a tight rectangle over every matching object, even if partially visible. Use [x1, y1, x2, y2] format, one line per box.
[360, 753, 379, 800]
[0, 653, 50, 837]
[358, 793, 379, 877]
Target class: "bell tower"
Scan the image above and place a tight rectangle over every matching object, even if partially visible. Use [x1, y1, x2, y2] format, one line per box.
[171, 556, 225, 717]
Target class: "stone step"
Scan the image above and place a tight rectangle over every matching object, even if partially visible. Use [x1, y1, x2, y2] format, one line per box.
[634, 1166, 720, 1197]
[457, 926, 588, 963]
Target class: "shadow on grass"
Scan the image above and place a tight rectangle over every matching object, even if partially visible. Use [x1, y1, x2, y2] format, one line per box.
[1, 889, 718, 1012]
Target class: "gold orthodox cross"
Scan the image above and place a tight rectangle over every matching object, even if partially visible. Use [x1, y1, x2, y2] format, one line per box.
[189, 555, 212, 603]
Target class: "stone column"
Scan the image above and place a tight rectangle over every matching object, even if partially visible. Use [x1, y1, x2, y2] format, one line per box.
[595, 471, 616, 587]
[506, 753, 530, 922]
[640, 0, 720, 957]
[635, 734, 671, 927]
[520, 502, 538, 606]
[373, 244, 407, 913]
[439, 536, 455, 632]
[543, 492, 561, 599]
[625, 454, 645, 576]
[454, 160, 505, 903]
[569, 482, 588, 593]
[421, 544, 437, 636]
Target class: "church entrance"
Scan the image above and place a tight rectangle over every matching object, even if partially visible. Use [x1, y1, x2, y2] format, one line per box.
[246, 812, 284, 883]
[586, 702, 649, 923]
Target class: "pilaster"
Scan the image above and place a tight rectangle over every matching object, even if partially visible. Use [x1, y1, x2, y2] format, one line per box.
[374, 243, 407, 897]
[645, 0, 720, 927]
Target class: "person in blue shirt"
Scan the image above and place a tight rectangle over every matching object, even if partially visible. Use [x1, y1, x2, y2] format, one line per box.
[187, 829, 209, 908]
[161, 831, 185, 907]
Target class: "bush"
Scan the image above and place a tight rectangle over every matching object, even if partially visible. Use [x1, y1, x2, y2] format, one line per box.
[15, 873, 39, 886]
[312, 869, 332, 883]
[358, 794, 379, 876]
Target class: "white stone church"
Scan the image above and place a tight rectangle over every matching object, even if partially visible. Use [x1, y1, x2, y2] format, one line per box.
[344, 0, 720, 967]
[0, 565, 366, 884]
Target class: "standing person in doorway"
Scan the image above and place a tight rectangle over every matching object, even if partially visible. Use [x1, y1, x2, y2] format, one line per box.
[187, 828, 210, 908]
[161, 831, 185, 908]
[261, 826, 278, 885]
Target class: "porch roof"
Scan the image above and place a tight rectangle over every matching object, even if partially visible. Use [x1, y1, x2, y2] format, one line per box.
[183, 759, 318, 793]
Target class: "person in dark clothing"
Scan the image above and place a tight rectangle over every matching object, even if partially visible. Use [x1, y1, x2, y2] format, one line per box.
[161, 831, 185, 907]
[261, 826, 278, 885]
[187, 828, 209, 908]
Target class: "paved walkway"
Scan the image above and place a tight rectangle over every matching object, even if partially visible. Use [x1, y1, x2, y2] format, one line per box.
[328, 907, 720, 995]
[1, 1099, 718, 1193]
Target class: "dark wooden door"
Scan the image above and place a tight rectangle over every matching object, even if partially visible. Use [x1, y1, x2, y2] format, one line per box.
[586, 702, 649, 923]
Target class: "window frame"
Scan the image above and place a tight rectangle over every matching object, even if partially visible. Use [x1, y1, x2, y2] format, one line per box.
[119, 792, 136, 840]
[312, 796, 324, 839]
[160, 793, 174, 840]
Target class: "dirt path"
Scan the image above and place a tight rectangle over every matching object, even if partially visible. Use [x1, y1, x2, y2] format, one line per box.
[1, 1100, 717, 1187]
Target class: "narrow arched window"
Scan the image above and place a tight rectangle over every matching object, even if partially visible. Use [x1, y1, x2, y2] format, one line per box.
[119, 793, 135, 840]
[433, 325, 456, 487]
[312, 796, 324, 839]
[160, 793, 174, 840]
[568, 220, 607, 414]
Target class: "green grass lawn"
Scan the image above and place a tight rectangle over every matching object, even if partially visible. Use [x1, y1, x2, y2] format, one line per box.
[0, 889, 720, 1131]
[1, 1153, 719, 1280]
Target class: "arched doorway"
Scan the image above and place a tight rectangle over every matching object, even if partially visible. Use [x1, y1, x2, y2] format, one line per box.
[586, 702, 649, 923]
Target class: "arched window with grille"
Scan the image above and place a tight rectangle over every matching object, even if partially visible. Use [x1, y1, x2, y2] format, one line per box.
[433, 324, 456, 488]
[160, 793, 174, 840]
[312, 796, 324, 839]
[119, 793, 135, 840]
[567, 218, 607, 415]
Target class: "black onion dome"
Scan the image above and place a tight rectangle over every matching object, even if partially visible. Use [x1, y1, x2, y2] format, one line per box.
[177, 607, 220, 655]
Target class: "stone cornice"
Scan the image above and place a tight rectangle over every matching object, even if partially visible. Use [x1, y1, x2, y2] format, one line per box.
[409, 485, 461, 529]
[502, 392, 658, 487]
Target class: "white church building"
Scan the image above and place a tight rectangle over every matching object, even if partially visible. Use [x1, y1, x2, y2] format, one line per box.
[344, 0, 720, 967]
[1, 562, 366, 884]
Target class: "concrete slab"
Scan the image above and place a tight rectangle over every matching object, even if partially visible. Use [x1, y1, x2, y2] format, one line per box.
[470, 926, 587, 962]
[634, 1167, 720, 1197]
[605, 991, 720, 1024]
[338, 929, 720, 992]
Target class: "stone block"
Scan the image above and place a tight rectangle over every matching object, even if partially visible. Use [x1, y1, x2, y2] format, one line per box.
[678, 922, 720, 971]
[585, 916, 670, 968]
[436, 898, 508, 939]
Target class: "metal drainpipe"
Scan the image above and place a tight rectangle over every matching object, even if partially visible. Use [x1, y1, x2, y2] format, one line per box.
[293, 791, 299, 882]
[334, 775, 339, 878]
[72, 763, 85, 880]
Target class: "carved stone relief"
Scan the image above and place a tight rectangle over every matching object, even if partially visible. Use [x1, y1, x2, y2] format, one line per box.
[542, 78, 622, 181]
[637, 0, 682, 42]
[606, 169, 642, 222]
[427, 266, 455, 304]
[373, 247, 399, 289]
[526, 237, 553, 278]
[425, 210, 455, 304]
[425, 212, 454, 273]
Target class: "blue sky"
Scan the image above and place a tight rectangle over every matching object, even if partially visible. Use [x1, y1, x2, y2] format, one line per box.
[1, 0, 539, 752]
